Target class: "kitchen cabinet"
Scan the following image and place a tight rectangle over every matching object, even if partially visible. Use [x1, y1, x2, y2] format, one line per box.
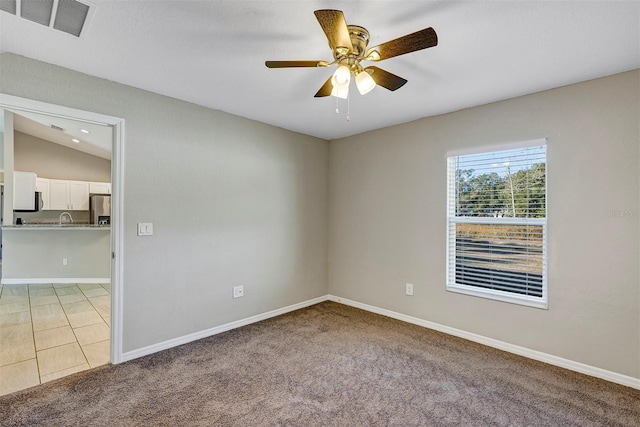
[89, 181, 111, 195]
[35, 177, 50, 210]
[14, 171, 37, 210]
[49, 179, 90, 210]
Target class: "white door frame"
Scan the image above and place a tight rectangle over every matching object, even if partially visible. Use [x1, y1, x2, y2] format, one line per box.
[0, 93, 125, 364]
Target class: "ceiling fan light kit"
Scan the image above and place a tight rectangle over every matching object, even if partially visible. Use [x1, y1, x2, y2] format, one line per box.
[265, 9, 438, 105]
[355, 70, 376, 95]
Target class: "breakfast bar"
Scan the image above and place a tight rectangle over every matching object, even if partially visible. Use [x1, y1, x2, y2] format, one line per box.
[1, 224, 111, 284]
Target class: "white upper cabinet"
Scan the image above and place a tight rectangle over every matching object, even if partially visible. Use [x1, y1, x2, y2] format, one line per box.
[35, 177, 50, 210]
[49, 179, 90, 211]
[17, 175, 109, 211]
[89, 181, 111, 195]
[14, 171, 37, 210]
[69, 181, 90, 210]
[49, 179, 70, 210]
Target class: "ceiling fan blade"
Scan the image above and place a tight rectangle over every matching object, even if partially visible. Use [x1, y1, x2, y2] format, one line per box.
[366, 66, 408, 91]
[314, 76, 334, 98]
[314, 9, 353, 53]
[265, 60, 326, 68]
[370, 27, 437, 61]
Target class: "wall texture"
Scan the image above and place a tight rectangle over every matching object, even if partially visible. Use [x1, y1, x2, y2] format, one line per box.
[14, 131, 111, 182]
[0, 53, 329, 353]
[2, 229, 110, 279]
[329, 70, 640, 378]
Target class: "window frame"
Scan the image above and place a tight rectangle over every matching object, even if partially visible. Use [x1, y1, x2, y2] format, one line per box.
[446, 139, 548, 309]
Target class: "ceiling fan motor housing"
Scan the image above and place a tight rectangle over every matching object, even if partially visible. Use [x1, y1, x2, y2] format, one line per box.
[346, 25, 370, 57]
[332, 25, 371, 74]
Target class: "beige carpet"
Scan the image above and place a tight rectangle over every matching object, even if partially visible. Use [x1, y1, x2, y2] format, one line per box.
[1, 301, 638, 426]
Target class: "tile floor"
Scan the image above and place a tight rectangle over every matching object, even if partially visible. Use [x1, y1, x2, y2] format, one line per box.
[0, 282, 110, 396]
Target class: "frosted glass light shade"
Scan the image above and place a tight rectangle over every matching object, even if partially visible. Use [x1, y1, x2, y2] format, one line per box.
[332, 65, 351, 86]
[356, 71, 376, 95]
[331, 85, 349, 99]
[331, 65, 351, 99]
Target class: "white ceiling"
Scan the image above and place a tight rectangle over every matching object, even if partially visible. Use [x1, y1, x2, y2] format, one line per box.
[1, 1, 639, 141]
[11, 110, 112, 159]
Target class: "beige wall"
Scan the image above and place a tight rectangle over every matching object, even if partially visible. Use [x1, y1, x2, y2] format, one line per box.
[329, 70, 640, 378]
[0, 53, 329, 353]
[2, 52, 637, 380]
[14, 131, 111, 182]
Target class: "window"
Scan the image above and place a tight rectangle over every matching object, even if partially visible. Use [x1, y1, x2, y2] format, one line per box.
[446, 141, 547, 308]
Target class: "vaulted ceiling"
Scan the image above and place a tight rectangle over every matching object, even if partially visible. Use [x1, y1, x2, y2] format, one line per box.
[1, 1, 639, 140]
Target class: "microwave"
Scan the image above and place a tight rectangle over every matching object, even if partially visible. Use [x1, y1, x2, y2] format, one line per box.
[14, 192, 44, 213]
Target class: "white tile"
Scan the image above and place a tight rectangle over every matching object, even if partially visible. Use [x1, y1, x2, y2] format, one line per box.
[31, 303, 69, 332]
[77, 284, 102, 291]
[29, 287, 56, 297]
[0, 323, 35, 366]
[95, 306, 110, 319]
[0, 295, 29, 306]
[0, 310, 32, 327]
[0, 359, 40, 396]
[1, 285, 28, 296]
[74, 322, 109, 346]
[82, 288, 109, 298]
[53, 283, 76, 289]
[30, 295, 60, 307]
[27, 283, 53, 291]
[58, 293, 87, 304]
[62, 300, 94, 314]
[34, 325, 77, 351]
[40, 363, 90, 383]
[55, 286, 82, 296]
[37, 342, 87, 377]
[28, 283, 53, 290]
[66, 310, 104, 329]
[82, 340, 110, 368]
[88, 295, 110, 306]
[0, 300, 30, 315]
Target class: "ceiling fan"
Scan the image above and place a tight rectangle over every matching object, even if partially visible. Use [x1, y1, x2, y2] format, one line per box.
[265, 9, 438, 99]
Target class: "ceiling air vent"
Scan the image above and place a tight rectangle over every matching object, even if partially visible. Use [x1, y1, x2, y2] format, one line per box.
[0, 0, 17, 15]
[50, 124, 65, 132]
[21, 0, 53, 26]
[53, 0, 90, 37]
[0, 0, 91, 37]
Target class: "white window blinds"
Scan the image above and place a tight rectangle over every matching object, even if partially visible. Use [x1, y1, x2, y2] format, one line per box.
[446, 142, 547, 308]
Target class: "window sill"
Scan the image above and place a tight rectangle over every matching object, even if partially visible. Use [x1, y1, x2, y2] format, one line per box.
[447, 284, 548, 310]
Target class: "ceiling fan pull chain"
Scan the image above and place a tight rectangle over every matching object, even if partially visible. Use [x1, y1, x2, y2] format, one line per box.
[347, 91, 351, 122]
[335, 97, 340, 114]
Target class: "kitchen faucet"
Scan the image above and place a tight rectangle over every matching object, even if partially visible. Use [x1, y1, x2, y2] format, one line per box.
[59, 212, 74, 225]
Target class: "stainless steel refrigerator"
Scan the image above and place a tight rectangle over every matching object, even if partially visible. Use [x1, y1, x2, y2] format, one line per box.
[89, 194, 111, 225]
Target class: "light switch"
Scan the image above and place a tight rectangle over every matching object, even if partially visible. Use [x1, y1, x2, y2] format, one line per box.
[137, 222, 153, 236]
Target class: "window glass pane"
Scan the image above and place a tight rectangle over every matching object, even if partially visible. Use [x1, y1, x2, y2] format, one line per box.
[455, 145, 546, 218]
[454, 223, 544, 297]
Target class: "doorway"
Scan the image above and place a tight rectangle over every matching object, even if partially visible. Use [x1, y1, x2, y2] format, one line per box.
[0, 94, 123, 394]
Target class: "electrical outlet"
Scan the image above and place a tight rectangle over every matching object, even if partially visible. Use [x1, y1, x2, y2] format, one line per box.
[233, 285, 244, 299]
[406, 283, 414, 296]
[62, 258, 68, 266]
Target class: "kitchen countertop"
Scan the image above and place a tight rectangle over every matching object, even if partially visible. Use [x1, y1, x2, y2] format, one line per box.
[2, 224, 111, 230]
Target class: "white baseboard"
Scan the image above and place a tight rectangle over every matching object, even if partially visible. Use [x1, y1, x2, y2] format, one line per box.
[327, 295, 640, 390]
[120, 295, 329, 363]
[1, 277, 110, 285]
[116, 293, 639, 390]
